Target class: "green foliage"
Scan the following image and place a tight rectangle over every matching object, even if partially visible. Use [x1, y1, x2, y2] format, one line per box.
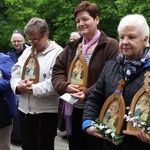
[38, 0, 77, 47]
[98, 1, 119, 38]
[0, 0, 150, 53]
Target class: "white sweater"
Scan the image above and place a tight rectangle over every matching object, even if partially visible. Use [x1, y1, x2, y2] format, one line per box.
[11, 41, 63, 114]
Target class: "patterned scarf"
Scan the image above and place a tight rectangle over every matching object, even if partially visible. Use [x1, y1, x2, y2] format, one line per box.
[118, 48, 150, 81]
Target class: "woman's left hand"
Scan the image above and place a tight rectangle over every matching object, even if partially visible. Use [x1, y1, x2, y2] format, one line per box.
[137, 131, 150, 144]
[86, 126, 102, 138]
[71, 91, 85, 101]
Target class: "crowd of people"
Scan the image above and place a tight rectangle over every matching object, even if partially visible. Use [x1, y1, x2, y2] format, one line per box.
[0, 1, 150, 150]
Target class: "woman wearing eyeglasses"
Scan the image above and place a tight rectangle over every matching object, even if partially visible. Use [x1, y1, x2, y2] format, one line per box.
[10, 18, 63, 150]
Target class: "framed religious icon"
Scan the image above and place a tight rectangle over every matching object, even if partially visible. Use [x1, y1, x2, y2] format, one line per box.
[68, 43, 88, 90]
[123, 72, 150, 136]
[61, 43, 88, 104]
[95, 80, 126, 145]
[21, 48, 39, 84]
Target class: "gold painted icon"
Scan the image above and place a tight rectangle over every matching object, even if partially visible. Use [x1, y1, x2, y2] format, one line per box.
[21, 47, 39, 83]
[68, 43, 88, 90]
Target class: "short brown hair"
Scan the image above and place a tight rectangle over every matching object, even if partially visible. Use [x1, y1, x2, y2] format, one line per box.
[74, 1, 100, 19]
[24, 17, 49, 36]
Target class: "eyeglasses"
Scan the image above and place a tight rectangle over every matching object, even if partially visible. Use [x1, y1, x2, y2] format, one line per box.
[28, 35, 44, 43]
[28, 38, 41, 43]
[12, 40, 23, 44]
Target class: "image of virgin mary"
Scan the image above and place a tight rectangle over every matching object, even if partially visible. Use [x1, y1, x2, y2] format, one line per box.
[71, 59, 84, 84]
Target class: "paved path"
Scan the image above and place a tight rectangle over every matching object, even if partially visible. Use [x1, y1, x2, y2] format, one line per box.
[11, 135, 68, 150]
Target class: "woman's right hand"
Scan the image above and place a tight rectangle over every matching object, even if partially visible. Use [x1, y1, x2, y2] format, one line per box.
[137, 131, 150, 144]
[65, 84, 80, 93]
[86, 126, 103, 138]
[17, 79, 33, 93]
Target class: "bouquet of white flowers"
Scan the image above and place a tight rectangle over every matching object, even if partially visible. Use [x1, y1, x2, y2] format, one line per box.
[93, 118, 124, 145]
[124, 107, 150, 134]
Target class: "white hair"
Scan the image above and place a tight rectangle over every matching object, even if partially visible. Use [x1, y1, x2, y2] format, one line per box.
[70, 32, 80, 37]
[70, 32, 81, 42]
[117, 14, 150, 46]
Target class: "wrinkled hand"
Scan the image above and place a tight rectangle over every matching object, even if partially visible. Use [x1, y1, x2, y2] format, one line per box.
[71, 91, 85, 101]
[137, 131, 150, 144]
[86, 126, 102, 138]
[65, 84, 80, 93]
[17, 79, 33, 93]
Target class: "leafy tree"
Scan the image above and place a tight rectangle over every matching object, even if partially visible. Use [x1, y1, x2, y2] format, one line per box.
[0, 0, 39, 52]
[37, 0, 77, 47]
[0, 0, 150, 53]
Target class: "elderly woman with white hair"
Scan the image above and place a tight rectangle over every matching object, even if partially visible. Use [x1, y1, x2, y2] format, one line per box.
[82, 14, 150, 150]
[69, 32, 81, 42]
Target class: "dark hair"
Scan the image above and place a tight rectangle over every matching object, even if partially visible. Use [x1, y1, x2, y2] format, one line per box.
[13, 30, 26, 38]
[74, 1, 100, 19]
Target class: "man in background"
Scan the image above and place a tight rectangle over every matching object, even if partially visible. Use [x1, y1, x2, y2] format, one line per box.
[7, 30, 29, 63]
[7, 30, 28, 145]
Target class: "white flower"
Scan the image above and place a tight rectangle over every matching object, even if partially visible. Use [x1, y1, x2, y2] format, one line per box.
[93, 121, 124, 144]
[99, 125, 105, 130]
[126, 116, 131, 121]
[111, 132, 115, 138]
[141, 122, 146, 125]
[124, 114, 127, 119]
[129, 117, 134, 121]
[147, 127, 150, 131]
[133, 122, 137, 127]
[105, 129, 112, 134]
[128, 111, 132, 115]
[124, 109, 150, 134]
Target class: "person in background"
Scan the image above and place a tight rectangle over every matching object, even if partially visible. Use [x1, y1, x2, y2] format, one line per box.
[7, 30, 29, 63]
[7, 29, 29, 145]
[10, 17, 63, 150]
[0, 53, 17, 150]
[82, 14, 150, 150]
[57, 31, 81, 140]
[70, 32, 81, 42]
[52, 1, 119, 150]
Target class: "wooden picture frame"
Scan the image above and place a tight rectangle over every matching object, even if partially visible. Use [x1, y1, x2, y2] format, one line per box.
[123, 72, 150, 136]
[99, 80, 126, 144]
[21, 52, 39, 84]
[68, 43, 88, 90]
